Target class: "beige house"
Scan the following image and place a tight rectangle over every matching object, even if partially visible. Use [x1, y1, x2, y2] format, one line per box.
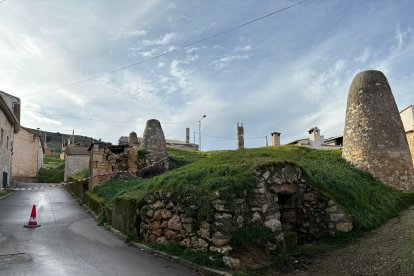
[400, 105, 414, 165]
[12, 127, 44, 182]
[0, 91, 20, 188]
[64, 146, 89, 181]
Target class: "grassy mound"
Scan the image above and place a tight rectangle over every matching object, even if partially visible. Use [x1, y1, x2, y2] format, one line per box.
[93, 146, 414, 231]
[38, 156, 64, 183]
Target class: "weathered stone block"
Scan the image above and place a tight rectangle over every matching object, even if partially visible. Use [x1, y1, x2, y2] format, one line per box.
[167, 214, 182, 231]
[264, 219, 281, 232]
[211, 231, 230, 247]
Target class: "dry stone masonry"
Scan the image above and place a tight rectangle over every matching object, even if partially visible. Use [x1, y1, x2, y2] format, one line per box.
[139, 163, 352, 260]
[141, 119, 167, 153]
[343, 70, 414, 191]
[88, 143, 137, 189]
[407, 131, 414, 166]
[139, 119, 169, 174]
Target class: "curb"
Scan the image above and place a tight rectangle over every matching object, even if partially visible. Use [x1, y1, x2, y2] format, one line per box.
[0, 191, 13, 200]
[108, 226, 232, 276]
[72, 193, 232, 276]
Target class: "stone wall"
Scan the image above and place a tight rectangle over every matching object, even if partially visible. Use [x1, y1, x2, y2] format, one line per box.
[12, 128, 43, 179]
[138, 163, 352, 257]
[343, 70, 414, 191]
[407, 131, 414, 166]
[89, 143, 137, 190]
[0, 107, 15, 186]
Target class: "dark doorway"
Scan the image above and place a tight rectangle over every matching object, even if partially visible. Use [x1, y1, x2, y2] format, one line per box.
[2, 172, 8, 188]
[278, 193, 298, 249]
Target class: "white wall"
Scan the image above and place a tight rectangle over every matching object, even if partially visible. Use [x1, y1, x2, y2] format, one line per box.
[400, 106, 414, 132]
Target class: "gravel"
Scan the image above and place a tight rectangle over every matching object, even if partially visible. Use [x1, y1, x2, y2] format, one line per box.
[283, 205, 414, 276]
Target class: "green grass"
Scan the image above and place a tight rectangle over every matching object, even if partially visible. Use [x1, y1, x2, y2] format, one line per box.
[231, 224, 277, 246]
[71, 169, 89, 181]
[38, 156, 64, 183]
[167, 147, 206, 167]
[93, 146, 414, 232]
[42, 156, 64, 169]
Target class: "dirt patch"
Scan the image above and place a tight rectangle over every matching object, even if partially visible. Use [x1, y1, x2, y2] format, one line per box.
[230, 245, 272, 270]
[281, 205, 414, 276]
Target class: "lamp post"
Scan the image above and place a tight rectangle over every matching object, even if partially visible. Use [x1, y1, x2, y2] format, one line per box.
[198, 115, 206, 151]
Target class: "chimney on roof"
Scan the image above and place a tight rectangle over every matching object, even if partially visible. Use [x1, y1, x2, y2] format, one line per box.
[237, 123, 244, 149]
[308, 127, 324, 148]
[271, 132, 281, 146]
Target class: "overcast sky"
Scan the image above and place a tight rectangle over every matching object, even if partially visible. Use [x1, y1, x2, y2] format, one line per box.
[1, 0, 413, 151]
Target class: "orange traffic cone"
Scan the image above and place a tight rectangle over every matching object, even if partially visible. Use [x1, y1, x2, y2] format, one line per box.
[24, 204, 41, 228]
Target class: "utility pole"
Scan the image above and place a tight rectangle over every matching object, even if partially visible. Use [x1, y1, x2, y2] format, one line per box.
[265, 135, 268, 147]
[198, 115, 206, 151]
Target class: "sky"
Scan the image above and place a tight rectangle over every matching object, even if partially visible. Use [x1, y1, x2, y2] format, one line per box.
[0, 0, 413, 151]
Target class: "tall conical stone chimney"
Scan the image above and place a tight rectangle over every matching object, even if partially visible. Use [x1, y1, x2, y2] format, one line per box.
[342, 70, 414, 191]
[141, 119, 167, 153]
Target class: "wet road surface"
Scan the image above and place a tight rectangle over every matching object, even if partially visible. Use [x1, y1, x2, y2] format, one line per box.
[0, 184, 197, 276]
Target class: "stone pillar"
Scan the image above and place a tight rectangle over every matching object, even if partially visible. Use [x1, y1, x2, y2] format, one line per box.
[342, 70, 414, 191]
[186, 128, 190, 144]
[128, 131, 139, 145]
[237, 123, 244, 149]
[89, 143, 113, 190]
[127, 146, 138, 173]
[271, 132, 281, 146]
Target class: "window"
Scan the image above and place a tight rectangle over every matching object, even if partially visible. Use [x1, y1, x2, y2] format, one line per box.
[6, 136, 9, 150]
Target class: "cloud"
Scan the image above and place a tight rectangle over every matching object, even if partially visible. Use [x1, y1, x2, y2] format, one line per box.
[142, 33, 175, 46]
[213, 55, 249, 69]
[186, 46, 207, 53]
[354, 47, 371, 63]
[234, 45, 251, 52]
[139, 48, 160, 57]
[170, 60, 191, 93]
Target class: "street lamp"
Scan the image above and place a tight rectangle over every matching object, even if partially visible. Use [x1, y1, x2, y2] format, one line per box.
[198, 115, 206, 151]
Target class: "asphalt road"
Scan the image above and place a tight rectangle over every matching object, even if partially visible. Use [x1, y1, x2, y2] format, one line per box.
[0, 184, 197, 276]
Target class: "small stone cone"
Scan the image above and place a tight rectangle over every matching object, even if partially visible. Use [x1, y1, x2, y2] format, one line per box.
[342, 70, 414, 191]
[24, 204, 41, 228]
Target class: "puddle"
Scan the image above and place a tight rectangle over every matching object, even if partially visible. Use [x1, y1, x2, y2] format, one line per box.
[0, 253, 32, 265]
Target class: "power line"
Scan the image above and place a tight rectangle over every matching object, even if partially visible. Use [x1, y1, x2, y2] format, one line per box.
[24, 108, 197, 125]
[22, 0, 310, 97]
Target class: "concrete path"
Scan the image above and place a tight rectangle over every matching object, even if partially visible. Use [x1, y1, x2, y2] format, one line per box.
[283, 205, 414, 276]
[0, 183, 197, 276]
